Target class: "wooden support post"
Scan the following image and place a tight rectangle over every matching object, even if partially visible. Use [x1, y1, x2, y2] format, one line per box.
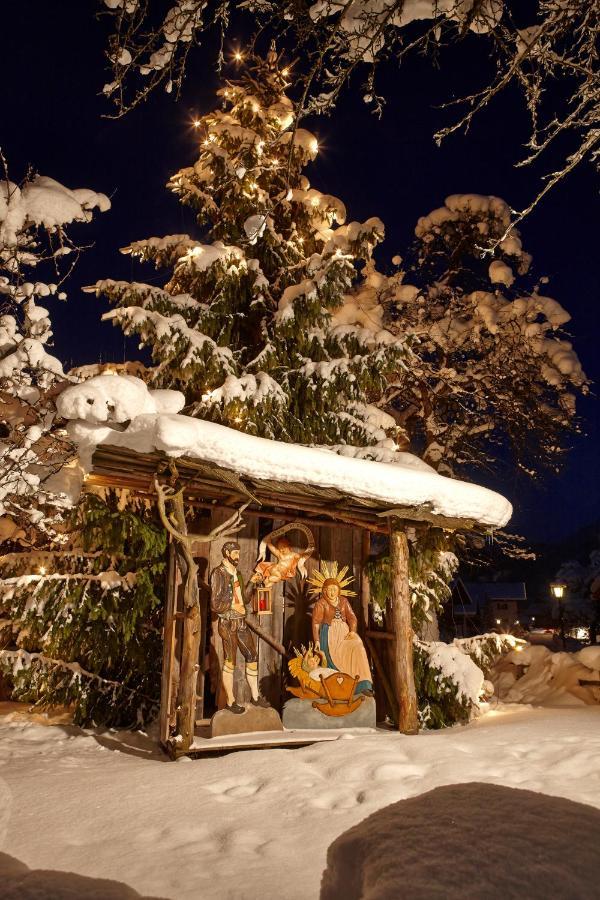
[159, 542, 178, 747]
[389, 524, 419, 735]
[360, 529, 371, 633]
[170, 492, 201, 752]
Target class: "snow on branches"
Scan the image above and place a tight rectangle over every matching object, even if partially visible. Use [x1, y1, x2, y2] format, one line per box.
[376, 192, 587, 478]
[99, 2, 599, 216]
[0, 160, 110, 544]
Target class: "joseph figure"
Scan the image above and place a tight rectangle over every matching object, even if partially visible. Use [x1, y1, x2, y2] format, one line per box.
[210, 540, 269, 714]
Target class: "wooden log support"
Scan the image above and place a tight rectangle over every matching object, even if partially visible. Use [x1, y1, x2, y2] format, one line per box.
[167, 491, 201, 752]
[159, 542, 179, 746]
[389, 525, 419, 735]
[360, 529, 371, 634]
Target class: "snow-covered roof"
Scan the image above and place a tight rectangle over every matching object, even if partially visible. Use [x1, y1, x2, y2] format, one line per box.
[65, 396, 512, 530]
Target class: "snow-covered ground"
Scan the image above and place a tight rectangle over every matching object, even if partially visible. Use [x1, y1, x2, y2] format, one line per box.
[1, 702, 599, 899]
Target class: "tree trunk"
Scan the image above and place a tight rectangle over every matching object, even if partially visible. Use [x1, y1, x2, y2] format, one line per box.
[389, 526, 419, 734]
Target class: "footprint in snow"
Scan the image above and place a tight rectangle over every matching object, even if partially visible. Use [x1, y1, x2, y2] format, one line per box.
[310, 790, 366, 811]
[204, 776, 264, 800]
[372, 762, 425, 782]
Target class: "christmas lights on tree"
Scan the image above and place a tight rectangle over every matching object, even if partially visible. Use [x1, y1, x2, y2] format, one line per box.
[90, 50, 411, 449]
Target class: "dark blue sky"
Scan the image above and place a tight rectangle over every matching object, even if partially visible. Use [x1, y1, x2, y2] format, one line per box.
[3, 2, 598, 544]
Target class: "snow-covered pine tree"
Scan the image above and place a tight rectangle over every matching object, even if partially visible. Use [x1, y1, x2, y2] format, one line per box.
[90, 49, 411, 448]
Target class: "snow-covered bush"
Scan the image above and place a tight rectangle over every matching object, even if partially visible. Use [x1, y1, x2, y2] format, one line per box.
[416, 633, 517, 728]
[0, 492, 165, 727]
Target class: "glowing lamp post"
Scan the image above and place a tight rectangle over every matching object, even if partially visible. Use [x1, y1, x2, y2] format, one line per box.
[550, 582, 567, 649]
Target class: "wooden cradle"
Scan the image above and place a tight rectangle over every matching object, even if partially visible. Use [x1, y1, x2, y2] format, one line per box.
[287, 670, 364, 717]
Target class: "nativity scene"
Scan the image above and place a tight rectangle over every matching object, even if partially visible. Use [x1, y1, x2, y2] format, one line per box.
[49, 371, 512, 757]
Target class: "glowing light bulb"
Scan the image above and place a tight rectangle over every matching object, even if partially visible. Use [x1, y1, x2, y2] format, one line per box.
[297, 236, 304, 244]
[234, 51, 243, 62]
[192, 119, 201, 128]
[310, 137, 319, 154]
[249, 181, 258, 191]
[38, 566, 46, 576]
[282, 67, 289, 77]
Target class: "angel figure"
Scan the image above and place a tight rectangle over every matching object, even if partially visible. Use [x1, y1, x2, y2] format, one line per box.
[250, 523, 315, 589]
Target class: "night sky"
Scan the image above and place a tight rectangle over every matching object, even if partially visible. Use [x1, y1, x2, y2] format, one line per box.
[3, 2, 599, 546]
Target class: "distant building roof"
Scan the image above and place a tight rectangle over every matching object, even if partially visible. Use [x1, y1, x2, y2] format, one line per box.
[453, 581, 527, 615]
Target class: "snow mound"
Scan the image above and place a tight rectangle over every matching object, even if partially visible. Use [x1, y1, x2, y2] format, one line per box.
[62, 375, 512, 528]
[321, 783, 600, 900]
[56, 374, 185, 424]
[420, 640, 486, 706]
[493, 644, 600, 706]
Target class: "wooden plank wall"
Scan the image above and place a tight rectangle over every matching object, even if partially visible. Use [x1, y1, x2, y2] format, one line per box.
[195, 510, 366, 714]
[258, 518, 285, 708]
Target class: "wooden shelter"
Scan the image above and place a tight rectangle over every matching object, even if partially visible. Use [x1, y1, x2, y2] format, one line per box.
[86, 440, 503, 759]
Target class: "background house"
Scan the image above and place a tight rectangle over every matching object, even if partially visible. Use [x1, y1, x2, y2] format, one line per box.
[444, 581, 527, 637]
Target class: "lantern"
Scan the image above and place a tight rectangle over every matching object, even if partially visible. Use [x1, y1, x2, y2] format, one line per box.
[253, 586, 272, 615]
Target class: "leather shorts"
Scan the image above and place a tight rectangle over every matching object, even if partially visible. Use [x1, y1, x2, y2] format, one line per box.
[218, 616, 257, 665]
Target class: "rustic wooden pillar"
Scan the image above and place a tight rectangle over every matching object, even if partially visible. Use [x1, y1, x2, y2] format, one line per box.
[389, 524, 419, 734]
[360, 529, 371, 633]
[171, 495, 201, 753]
[159, 542, 178, 747]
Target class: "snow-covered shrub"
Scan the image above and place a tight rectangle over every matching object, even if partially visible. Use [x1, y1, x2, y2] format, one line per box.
[415, 633, 517, 729]
[0, 492, 165, 727]
[455, 632, 519, 676]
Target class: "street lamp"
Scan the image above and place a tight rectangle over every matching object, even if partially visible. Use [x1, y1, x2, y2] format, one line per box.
[550, 582, 567, 649]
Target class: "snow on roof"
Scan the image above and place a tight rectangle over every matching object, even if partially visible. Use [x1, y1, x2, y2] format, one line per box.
[66, 405, 512, 529]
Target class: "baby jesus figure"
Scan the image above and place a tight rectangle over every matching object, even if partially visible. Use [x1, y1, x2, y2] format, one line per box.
[301, 645, 336, 683]
[250, 524, 315, 589]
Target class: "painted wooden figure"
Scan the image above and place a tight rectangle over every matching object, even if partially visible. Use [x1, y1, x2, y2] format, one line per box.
[210, 540, 270, 714]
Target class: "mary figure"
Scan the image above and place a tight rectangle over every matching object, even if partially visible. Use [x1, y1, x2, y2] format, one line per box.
[308, 562, 373, 695]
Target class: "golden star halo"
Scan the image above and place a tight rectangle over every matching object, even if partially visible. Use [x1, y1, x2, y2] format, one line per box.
[306, 560, 356, 597]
